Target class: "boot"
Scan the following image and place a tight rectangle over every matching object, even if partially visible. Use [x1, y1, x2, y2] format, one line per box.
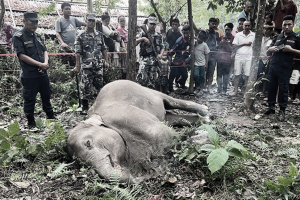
[81, 100, 89, 115]
[277, 109, 285, 122]
[27, 115, 36, 129]
[264, 106, 275, 115]
[46, 111, 56, 120]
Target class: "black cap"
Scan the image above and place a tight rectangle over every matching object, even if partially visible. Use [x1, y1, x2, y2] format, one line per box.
[24, 12, 38, 21]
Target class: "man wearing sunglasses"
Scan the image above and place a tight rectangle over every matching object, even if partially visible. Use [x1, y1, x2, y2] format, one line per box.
[73, 14, 109, 115]
[13, 12, 55, 129]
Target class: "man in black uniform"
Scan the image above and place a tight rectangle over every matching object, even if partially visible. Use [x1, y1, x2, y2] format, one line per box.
[265, 15, 300, 121]
[13, 12, 55, 128]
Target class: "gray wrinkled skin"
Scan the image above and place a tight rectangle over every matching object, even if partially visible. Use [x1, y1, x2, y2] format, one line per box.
[67, 80, 208, 182]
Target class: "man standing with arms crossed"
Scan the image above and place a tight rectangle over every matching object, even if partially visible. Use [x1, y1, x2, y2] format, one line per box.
[231, 21, 255, 96]
[73, 14, 109, 115]
[264, 15, 300, 121]
[13, 12, 55, 129]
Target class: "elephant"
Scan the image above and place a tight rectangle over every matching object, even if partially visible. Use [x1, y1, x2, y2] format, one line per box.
[67, 80, 208, 182]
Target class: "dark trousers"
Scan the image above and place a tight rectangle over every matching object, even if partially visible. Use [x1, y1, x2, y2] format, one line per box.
[267, 67, 292, 110]
[21, 76, 53, 117]
[217, 62, 231, 92]
[169, 67, 188, 91]
[194, 65, 205, 89]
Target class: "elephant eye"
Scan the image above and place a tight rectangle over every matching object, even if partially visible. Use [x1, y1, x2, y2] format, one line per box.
[87, 140, 91, 147]
[84, 140, 93, 148]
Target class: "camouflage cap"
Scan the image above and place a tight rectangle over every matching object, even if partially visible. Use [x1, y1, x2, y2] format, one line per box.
[148, 16, 158, 24]
[86, 13, 96, 20]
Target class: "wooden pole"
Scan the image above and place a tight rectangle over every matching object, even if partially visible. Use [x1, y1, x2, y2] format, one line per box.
[87, 0, 93, 13]
[187, 0, 195, 93]
[0, 0, 5, 30]
[126, 0, 137, 81]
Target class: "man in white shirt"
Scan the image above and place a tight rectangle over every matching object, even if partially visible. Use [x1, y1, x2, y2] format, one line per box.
[231, 21, 255, 96]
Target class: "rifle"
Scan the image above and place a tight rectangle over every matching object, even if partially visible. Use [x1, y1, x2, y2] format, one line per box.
[140, 24, 162, 68]
[70, 71, 81, 107]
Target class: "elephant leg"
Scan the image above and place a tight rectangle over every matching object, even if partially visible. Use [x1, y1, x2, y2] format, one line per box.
[165, 111, 200, 127]
[160, 94, 208, 116]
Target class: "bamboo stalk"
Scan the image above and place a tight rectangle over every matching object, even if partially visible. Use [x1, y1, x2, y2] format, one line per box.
[7, 0, 16, 27]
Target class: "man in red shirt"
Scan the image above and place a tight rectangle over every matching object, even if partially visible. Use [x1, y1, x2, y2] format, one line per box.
[273, 0, 297, 34]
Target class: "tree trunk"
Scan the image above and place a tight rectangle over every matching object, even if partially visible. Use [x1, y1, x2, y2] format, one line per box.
[87, 0, 93, 13]
[0, 0, 5, 30]
[187, 0, 195, 93]
[126, 0, 137, 81]
[244, 0, 266, 110]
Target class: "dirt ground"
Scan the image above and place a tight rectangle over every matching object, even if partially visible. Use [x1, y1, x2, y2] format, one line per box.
[0, 83, 300, 199]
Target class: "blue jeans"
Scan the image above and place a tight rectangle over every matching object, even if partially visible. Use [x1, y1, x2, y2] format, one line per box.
[194, 65, 205, 89]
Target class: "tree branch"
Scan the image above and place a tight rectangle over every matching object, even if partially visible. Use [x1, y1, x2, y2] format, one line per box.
[148, 0, 165, 24]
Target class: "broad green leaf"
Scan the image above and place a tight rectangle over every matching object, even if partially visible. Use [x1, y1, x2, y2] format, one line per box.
[15, 136, 27, 149]
[27, 145, 37, 155]
[226, 140, 247, 151]
[201, 124, 219, 146]
[226, 148, 244, 158]
[288, 162, 299, 178]
[1, 140, 10, 151]
[207, 148, 229, 174]
[7, 148, 19, 158]
[36, 118, 44, 129]
[8, 121, 19, 137]
[0, 129, 8, 140]
[201, 144, 216, 152]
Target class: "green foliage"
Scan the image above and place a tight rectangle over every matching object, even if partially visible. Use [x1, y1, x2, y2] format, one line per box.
[0, 121, 35, 165]
[264, 162, 300, 199]
[43, 120, 67, 156]
[138, 0, 239, 30]
[38, 2, 56, 16]
[48, 162, 74, 179]
[84, 173, 144, 199]
[200, 124, 248, 174]
[94, 0, 122, 14]
[0, 120, 68, 166]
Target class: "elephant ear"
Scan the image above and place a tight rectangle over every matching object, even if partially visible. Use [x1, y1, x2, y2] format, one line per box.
[85, 114, 105, 126]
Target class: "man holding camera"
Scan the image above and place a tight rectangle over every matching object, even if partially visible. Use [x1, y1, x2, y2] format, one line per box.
[264, 15, 300, 121]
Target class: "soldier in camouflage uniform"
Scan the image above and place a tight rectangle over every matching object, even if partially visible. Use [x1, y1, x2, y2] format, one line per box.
[136, 14, 164, 89]
[74, 14, 109, 115]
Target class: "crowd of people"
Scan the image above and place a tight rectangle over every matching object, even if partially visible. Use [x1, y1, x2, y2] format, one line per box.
[10, 0, 300, 128]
